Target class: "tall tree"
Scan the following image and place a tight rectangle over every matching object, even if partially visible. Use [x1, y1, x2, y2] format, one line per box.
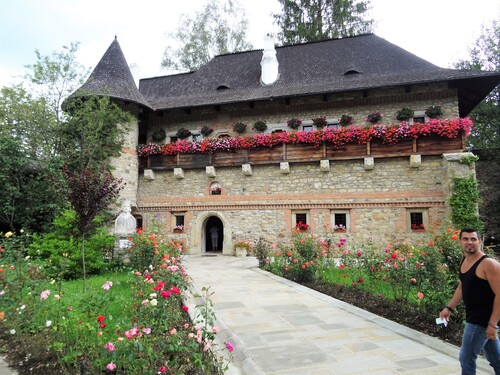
[454, 19, 500, 152]
[273, 0, 373, 45]
[0, 85, 56, 159]
[0, 135, 66, 233]
[0, 43, 89, 160]
[60, 95, 134, 171]
[161, 0, 252, 72]
[24, 42, 89, 126]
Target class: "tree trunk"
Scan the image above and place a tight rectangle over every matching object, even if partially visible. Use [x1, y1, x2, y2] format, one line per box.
[82, 235, 87, 293]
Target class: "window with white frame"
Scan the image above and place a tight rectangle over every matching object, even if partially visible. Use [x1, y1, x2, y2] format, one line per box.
[192, 133, 202, 142]
[326, 120, 340, 130]
[302, 124, 314, 132]
[407, 209, 428, 231]
[411, 110, 426, 125]
[331, 210, 349, 231]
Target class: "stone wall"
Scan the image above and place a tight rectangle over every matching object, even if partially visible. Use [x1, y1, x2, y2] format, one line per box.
[136, 154, 472, 254]
[109, 102, 140, 209]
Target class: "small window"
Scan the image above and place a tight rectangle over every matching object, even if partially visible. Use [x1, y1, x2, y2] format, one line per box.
[344, 69, 360, 75]
[192, 133, 202, 142]
[175, 215, 185, 227]
[410, 212, 424, 229]
[173, 214, 185, 232]
[411, 110, 426, 125]
[407, 209, 427, 231]
[293, 211, 309, 230]
[302, 125, 314, 132]
[296, 213, 307, 225]
[210, 182, 221, 195]
[169, 136, 178, 144]
[218, 133, 230, 139]
[272, 129, 284, 134]
[331, 210, 349, 231]
[326, 122, 340, 130]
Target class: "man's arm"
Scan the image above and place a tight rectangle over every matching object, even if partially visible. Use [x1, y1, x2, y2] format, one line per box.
[483, 258, 500, 338]
[440, 281, 463, 321]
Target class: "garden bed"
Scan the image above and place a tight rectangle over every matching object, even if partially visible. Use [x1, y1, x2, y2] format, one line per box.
[299, 280, 462, 347]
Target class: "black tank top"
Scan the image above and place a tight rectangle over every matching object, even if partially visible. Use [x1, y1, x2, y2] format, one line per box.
[459, 255, 495, 327]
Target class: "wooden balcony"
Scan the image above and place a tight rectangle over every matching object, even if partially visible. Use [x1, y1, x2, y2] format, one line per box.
[139, 135, 465, 171]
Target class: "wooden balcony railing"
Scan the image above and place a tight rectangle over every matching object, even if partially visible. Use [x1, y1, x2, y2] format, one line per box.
[139, 135, 465, 171]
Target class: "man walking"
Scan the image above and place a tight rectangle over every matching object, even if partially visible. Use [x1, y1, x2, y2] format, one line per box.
[440, 228, 500, 374]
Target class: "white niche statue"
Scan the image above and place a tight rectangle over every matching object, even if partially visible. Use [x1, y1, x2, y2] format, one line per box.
[114, 200, 136, 237]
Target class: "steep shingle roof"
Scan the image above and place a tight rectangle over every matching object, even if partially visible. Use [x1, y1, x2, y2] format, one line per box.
[70, 37, 151, 109]
[139, 34, 500, 117]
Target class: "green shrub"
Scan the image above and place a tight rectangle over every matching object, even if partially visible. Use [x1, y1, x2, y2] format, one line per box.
[28, 230, 113, 280]
[26, 210, 114, 280]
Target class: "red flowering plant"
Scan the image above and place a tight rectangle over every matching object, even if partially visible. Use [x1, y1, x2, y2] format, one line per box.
[200, 125, 214, 136]
[366, 112, 382, 123]
[312, 116, 327, 127]
[295, 221, 309, 231]
[136, 118, 473, 156]
[339, 114, 353, 126]
[411, 224, 426, 231]
[287, 118, 302, 130]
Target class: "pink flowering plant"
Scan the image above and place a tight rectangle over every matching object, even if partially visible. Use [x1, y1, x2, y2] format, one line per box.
[0, 225, 233, 374]
[137, 117, 473, 157]
[263, 229, 470, 336]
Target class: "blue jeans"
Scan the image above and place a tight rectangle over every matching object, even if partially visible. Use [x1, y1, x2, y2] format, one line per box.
[459, 323, 500, 374]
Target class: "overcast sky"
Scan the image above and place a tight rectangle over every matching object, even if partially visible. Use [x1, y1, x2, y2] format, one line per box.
[0, 0, 499, 87]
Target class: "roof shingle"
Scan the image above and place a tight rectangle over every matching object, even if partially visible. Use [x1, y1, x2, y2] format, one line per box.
[139, 34, 500, 116]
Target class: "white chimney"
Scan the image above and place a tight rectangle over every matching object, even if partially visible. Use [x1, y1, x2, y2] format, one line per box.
[260, 34, 279, 85]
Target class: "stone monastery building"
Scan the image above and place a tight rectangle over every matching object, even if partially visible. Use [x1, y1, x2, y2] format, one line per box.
[71, 34, 500, 255]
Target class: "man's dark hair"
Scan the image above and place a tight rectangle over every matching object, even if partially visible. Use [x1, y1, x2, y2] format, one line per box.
[460, 227, 481, 240]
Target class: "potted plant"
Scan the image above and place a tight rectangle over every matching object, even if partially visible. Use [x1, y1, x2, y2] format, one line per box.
[425, 106, 443, 119]
[233, 240, 252, 257]
[151, 129, 166, 142]
[287, 118, 302, 130]
[200, 125, 214, 137]
[233, 122, 247, 134]
[366, 112, 382, 124]
[396, 107, 414, 121]
[339, 114, 353, 126]
[173, 224, 184, 233]
[411, 223, 426, 232]
[334, 224, 346, 233]
[176, 127, 192, 139]
[312, 116, 327, 127]
[295, 221, 309, 231]
[252, 120, 267, 132]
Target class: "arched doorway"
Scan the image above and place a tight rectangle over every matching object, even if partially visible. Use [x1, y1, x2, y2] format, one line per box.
[205, 216, 224, 253]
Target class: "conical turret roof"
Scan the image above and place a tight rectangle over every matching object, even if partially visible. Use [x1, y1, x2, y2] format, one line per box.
[69, 37, 151, 109]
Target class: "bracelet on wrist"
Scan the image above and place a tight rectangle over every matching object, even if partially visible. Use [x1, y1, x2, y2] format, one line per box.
[445, 305, 454, 312]
[488, 322, 499, 330]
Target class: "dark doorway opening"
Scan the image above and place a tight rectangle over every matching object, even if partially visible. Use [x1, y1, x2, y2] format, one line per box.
[205, 216, 223, 253]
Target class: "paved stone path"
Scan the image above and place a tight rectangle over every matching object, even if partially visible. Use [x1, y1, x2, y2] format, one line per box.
[183, 255, 492, 375]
